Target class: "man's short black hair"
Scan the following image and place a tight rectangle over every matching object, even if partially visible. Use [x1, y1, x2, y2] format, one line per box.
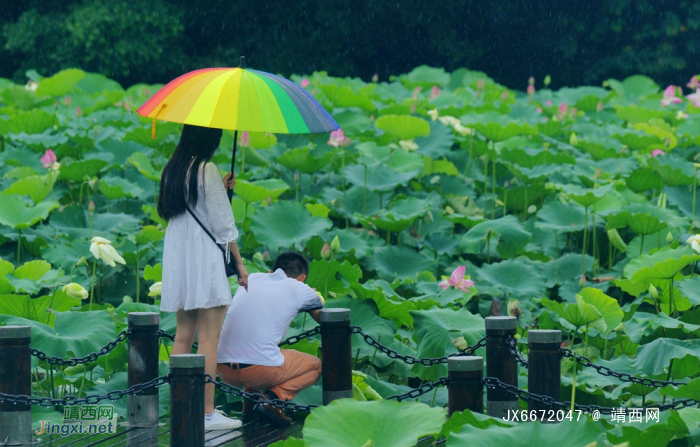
[272, 252, 309, 278]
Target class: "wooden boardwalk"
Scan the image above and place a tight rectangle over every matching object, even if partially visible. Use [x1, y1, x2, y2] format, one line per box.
[34, 417, 302, 447]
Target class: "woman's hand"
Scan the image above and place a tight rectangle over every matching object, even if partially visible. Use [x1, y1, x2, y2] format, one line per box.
[237, 264, 249, 291]
[223, 171, 236, 190]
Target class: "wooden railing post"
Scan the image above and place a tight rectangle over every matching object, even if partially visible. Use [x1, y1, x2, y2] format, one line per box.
[0, 326, 31, 445]
[128, 312, 160, 427]
[447, 356, 483, 416]
[485, 316, 518, 418]
[320, 308, 352, 405]
[170, 354, 205, 447]
[528, 330, 561, 421]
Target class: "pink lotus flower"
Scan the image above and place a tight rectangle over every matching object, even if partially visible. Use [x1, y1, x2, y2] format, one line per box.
[536, 107, 543, 113]
[501, 90, 509, 101]
[570, 107, 578, 117]
[240, 131, 250, 147]
[327, 129, 350, 147]
[557, 102, 568, 120]
[687, 76, 699, 90]
[300, 78, 310, 88]
[41, 149, 57, 169]
[528, 76, 535, 86]
[596, 101, 604, 113]
[687, 89, 700, 108]
[438, 265, 474, 293]
[372, 73, 378, 83]
[75, 107, 82, 118]
[545, 99, 553, 107]
[430, 85, 441, 100]
[661, 85, 683, 107]
[527, 84, 535, 96]
[64, 96, 71, 107]
[651, 149, 666, 157]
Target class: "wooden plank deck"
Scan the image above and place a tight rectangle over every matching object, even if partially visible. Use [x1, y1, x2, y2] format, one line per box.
[33, 416, 302, 447]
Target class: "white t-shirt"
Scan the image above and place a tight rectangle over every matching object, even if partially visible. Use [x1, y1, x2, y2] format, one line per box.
[216, 269, 323, 367]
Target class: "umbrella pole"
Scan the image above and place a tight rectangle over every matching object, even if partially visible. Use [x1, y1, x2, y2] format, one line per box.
[228, 130, 238, 202]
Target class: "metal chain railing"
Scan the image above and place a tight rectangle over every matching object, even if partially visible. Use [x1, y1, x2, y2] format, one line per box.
[351, 326, 486, 366]
[204, 374, 318, 413]
[158, 326, 320, 350]
[386, 377, 448, 401]
[483, 376, 698, 414]
[31, 330, 129, 366]
[505, 335, 529, 368]
[560, 348, 687, 388]
[0, 375, 169, 407]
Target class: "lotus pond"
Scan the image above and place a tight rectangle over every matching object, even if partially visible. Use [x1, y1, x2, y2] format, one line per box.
[1, 67, 700, 446]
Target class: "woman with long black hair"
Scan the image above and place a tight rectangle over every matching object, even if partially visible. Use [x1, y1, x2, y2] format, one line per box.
[158, 124, 248, 430]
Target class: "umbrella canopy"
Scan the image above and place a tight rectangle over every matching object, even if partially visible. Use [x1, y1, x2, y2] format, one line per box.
[137, 67, 339, 134]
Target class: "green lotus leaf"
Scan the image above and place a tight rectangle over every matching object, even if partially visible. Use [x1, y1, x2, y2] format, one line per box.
[6, 170, 59, 204]
[352, 371, 383, 401]
[87, 369, 170, 419]
[576, 136, 622, 161]
[277, 146, 332, 174]
[461, 112, 534, 142]
[660, 377, 700, 400]
[134, 226, 164, 246]
[144, 263, 162, 282]
[446, 418, 603, 447]
[577, 287, 623, 334]
[76, 72, 124, 94]
[35, 68, 85, 97]
[365, 245, 436, 281]
[558, 183, 614, 208]
[375, 115, 431, 140]
[624, 246, 700, 283]
[535, 200, 586, 233]
[605, 203, 681, 236]
[1, 85, 37, 111]
[345, 163, 420, 192]
[501, 146, 575, 168]
[538, 296, 605, 331]
[541, 253, 595, 287]
[612, 132, 663, 152]
[127, 152, 161, 181]
[0, 311, 117, 358]
[357, 196, 431, 233]
[332, 110, 372, 136]
[14, 260, 51, 281]
[320, 84, 376, 112]
[632, 338, 700, 376]
[0, 193, 59, 229]
[400, 65, 451, 88]
[388, 149, 424, 173]
[123, 122, 181, 149]
[251, 201, 332, 250]
[505, 163, 560, 184]
[0, 109, 57, 135]
[625, 168, 664, 193]
[234, 178, 289, 204]
[58, 159, 109, 182]
[607, 75, 659, 99]
[410, 307, 485, 381]
[303, 399, 445, 447]
[93, 212, 141, 235]
[306, 259, 362, 297]
[647, 156, 696, 186]
[460, 215, 531, 259]
[351, 282, 416, 328]
[615, 106, 667, 124]
[0, 292, 81, 327]
[98, 176, 145, 200]
[471, 259, 546, 300]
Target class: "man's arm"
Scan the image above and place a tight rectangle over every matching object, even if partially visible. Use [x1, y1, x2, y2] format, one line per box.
[309, 309, 322, 324]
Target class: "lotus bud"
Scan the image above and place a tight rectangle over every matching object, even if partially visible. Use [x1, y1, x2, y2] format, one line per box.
[424, 211, 434, 223]
[657, 192, 667, 209]
[75, 256, 88, 267]
[294, 172, 300, 181]
[63, 283, 89, 299]
[64, 96, 71, 107]
[501, 90, 509, 102]
[372, 73, 378, 83]
[528, 76, 535, 86]
[607, 229, 627, 252]
[410, 103, 416, 114]
[596, 101, 604, 113]
[54, 100, 60, 109]
[477, 79, 484, 91]
[266, 196, 272, 206]
[676, 111, 688, 120]
[148, 282, 162, 297]
[666, 231, 674, 244]
[507, 299, 522, 319]
[240, 131, 250, 148]
[321, 242, 331, 259]
[88, 200, 95, 212]
[253, 252, 264, 263]
[527, 84, 535, 96]
[75, 107, 82, 118]
[579, 274, 587, 288]
[489, 297, 502, 316]
[544, 75, 551, 87]
[649, 284, 658, 300]
[430, 85, 441, 100]
[570, 107, 578, 117]
[430, 175, 440, 184]
[123, 295, 133, 303]
[300, 78, 310, 88]
[445, 206, 455, 215]
[595, 168, 602, 179]
[144, 87, 151, 96]
[330, 235, 341, 253]
[263, 250, 269, 262]
[569, 133, 578, 146]
[527, 205, 537, 214]
[88, 178, 98, 190]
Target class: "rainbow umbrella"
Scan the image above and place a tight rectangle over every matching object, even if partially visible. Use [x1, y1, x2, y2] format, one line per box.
[137, 57, 339, 199]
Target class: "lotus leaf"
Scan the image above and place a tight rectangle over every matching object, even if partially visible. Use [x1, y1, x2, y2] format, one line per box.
[35, 68, 85, 97]
[535, 201, 586, 233]
[460, 215, 531, 259]
[6, 170, 59, 204]
[605, 203, 681, 236]
[345, 162, 419, 192]
[0, 194, 59, 230]
[632, 338, 700, 376]
[277, 146, 333, 173]
[647, 156, 696, 186]
[98, 176, 145, 200]
[357, 197, 431, 233]
[251, 201, 332, 250]
[306, 259, 362, 297]
[375, 115, 431, 140]
[365, 245, 436, 281]
[0, 109, 57, 135]
[128, 152, 161, 181]
[234, 179, 289, 204]
[59, 159, 109, 182]
[624, 246, 700, 283]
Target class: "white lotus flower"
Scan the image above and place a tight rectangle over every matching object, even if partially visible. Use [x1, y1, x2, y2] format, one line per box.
[452, 123, 473, 136]
[148, 282, 162, 297]
[427, 108, 439, 121]
[687, 235, 700, 253]
[438, 116, 460, 127]
[90, 236, 126, 267]
[399, 139, 419, 152]
[63, 283, 88, 299]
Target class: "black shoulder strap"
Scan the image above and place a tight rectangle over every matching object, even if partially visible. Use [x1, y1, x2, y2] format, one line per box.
[185, 205, 225, 255]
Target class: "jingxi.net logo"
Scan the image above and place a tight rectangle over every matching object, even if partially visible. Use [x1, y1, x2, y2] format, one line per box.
[35, 405, 117, 437]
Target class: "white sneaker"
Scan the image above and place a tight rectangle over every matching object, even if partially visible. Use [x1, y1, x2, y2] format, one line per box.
[205, 407, 243, 430]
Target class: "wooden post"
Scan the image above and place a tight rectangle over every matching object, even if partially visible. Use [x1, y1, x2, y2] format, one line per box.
[485, 316, 518, 418]
[320, 308, 352, 405]
[528, 330, 561, 421]
[447, 356, 483, 416]
[170, 354, 205, 447]
[128, 312, 160, 427]
[0, 326, 32, 445]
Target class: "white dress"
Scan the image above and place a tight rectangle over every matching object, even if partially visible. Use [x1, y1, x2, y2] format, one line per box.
[160, 161, 239, 312]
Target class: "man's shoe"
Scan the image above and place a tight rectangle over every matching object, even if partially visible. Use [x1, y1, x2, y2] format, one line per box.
[254, 402, 292, 426]
[205, 407, 243, 430]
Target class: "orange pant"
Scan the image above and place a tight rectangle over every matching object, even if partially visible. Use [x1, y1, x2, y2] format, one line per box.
[216, 350, 321, 401]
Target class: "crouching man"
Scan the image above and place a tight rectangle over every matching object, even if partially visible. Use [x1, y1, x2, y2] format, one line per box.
[216, 252, 323, 425]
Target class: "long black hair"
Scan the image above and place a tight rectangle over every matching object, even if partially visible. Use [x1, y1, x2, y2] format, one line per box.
[157, 124, 223, 220]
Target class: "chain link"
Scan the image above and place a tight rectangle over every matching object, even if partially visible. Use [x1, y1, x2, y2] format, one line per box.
[560, 348, 688, 388]
[31, 330, 129, 366]
[159, 327, 320, 349]
[387, 377, 448, 401]
[351, 326, 486, 366]
[484, 376, 698, 414]
[204, 375, 318, 413]
[505, 335, 529, 368]
[0, 375, 169, 407]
